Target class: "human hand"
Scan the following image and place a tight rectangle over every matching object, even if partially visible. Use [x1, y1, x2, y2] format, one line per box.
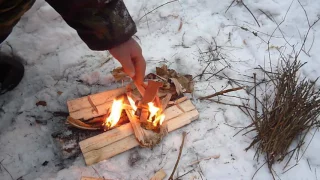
[109, 38, 146, 86]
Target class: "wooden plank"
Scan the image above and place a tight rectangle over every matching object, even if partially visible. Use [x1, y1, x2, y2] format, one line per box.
[79, 123, 133, 154]
[81, 109, 199, 166]
[163, 100, 195, 120]
[69, 101, 113, 120]
[79, 99, 193, 154]
[83, 135, 139, 166]
[67, 87, 126, 120]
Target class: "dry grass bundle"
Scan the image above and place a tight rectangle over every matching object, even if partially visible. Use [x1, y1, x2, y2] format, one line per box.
[242, 58, 320, 177]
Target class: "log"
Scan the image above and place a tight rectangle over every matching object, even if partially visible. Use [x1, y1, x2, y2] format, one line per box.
[67, 87, 126, 120]
[79, 99, 199, 166]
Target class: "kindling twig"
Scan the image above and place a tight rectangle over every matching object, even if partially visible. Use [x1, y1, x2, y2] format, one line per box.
[199, 87, 244, 100]
[253, 73, 257, 122]
[225, 0, 260, 27]
[0, 160, 14, 180]
[139, 0, 179, 21]
[168, 132, 187, 180]
[88, 96, 99, 114]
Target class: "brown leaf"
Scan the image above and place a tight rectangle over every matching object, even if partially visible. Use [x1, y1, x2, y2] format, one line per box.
[36, 101, 47, 107]
[170, 78, 185, 95]
[156, 67, 169, 78]
[57, 91, 63, 95]
[112, 67, 129, 81]
[176, 75, 194, 93]
[145, 73, 157, 80]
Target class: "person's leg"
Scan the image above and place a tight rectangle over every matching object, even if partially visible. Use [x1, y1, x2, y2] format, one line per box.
[0, 0, 35, 94]
[0, 53, 24, 94]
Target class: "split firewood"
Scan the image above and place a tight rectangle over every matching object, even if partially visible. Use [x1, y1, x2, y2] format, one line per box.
[125, 109, 167, 148]
[150, 169, 167, 180]
[67, 87, 126, 120]
[141, 81, 164, 104]
[138, 81, 163, 126]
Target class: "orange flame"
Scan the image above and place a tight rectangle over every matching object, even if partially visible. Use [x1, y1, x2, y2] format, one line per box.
[127, 96, 137, 115]
[127, 95, 166, 127]
[105, 98, 124, 128]
[147, 102, 160, 122]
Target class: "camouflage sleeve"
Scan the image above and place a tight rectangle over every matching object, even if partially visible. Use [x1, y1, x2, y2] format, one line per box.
[46, 0, 137, 50]
[0, 0, 36, 43]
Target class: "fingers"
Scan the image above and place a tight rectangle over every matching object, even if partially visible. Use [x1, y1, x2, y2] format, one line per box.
[117, 54, 135, 78]
[132, 53, 146, 85]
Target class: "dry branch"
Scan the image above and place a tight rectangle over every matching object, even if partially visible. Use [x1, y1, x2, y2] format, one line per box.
[199, 87, 244, 100]
[168, 132, 187, 180]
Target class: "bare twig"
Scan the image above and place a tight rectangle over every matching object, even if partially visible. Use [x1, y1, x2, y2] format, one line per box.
[252, 161, 267, 180]
[225, 0, 236, 13]
[253, 73, 257, 122]
[168, 132, 187, 180]
[0, 160, 14, 180]
[199, 87, 244, 100]
[241, 1, 261, 27]
[174, 168, 195, 180]
[139, 0, 179, 21]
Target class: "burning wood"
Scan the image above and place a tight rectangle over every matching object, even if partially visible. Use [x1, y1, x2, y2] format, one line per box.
[59, 65, 198, 166]
[79, 98, 198, 165]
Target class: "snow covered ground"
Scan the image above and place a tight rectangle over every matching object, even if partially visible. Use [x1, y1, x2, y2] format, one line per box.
[1, 0, 320, 179]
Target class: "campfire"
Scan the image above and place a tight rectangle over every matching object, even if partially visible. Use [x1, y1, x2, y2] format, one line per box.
[61, 65, 199, 166]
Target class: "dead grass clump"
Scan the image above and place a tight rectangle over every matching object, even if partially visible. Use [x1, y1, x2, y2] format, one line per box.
[243, 58, 320, 175]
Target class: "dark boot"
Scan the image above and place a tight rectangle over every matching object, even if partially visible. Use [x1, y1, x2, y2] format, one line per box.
[0, 53, 24, 95]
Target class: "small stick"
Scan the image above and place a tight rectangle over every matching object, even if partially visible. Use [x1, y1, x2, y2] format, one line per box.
[199, 87, 244, 100]
[0, 160, 14, 180]
[139, 0, 179, 21]
[88, 96, 99, 114]
[168, 132, 187, 180]
[254, 73, 258, 121]
[187, 155, 220, 166]
[241, 1, 261, 27]
[168, 96, 188, 105]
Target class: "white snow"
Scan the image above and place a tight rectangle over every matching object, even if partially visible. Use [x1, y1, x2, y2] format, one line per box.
[1, 0, 320, 179]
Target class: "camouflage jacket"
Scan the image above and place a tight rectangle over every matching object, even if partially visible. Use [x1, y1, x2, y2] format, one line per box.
[0, 0, 137, 50]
